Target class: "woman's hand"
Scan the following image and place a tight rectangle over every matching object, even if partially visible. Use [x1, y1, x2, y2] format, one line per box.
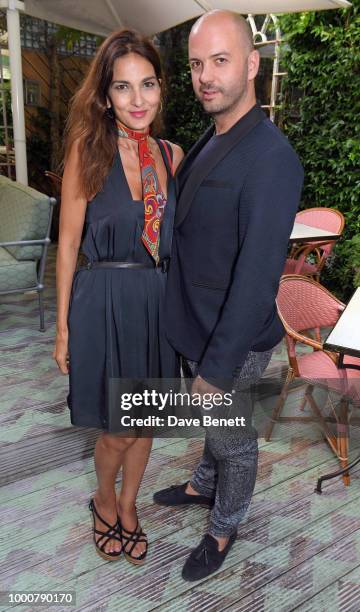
[53, 139, 87, 377]
[53, 329, 69, 374]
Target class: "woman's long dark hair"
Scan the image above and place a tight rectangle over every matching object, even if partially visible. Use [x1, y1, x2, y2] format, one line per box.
[64, 29, 164, 200]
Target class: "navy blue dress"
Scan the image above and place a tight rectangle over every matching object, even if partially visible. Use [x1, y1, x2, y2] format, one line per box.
[67, 140, 179, 430]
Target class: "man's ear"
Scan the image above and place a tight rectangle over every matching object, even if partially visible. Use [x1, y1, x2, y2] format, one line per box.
[248, 49, 260, 81]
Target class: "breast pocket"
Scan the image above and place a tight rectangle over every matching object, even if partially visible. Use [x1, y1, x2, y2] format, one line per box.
[201, 179, 235, 189]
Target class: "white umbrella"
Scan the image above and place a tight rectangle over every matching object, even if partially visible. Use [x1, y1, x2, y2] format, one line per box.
[24, 0, 352, 37]
[0, 0, 352, 183]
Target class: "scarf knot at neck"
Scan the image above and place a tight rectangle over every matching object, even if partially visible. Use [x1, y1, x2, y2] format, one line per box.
[117, 120, 149, 142]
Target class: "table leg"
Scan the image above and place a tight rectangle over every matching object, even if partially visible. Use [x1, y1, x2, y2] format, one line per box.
[315, 452, 360, 494]
[315, 398, 351, 492]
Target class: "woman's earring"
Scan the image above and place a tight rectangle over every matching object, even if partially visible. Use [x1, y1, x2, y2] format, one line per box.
[159, 99, 163, 114]
[105, 106, 115, 119]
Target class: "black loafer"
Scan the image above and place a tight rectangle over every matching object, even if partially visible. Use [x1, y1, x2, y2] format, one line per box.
[182, 531, 237, 582]
[153, 482, 215, 508]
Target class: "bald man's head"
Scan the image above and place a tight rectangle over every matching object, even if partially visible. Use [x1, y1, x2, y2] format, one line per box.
[188, 9, 259, 123]
[190, 10, 254, 55]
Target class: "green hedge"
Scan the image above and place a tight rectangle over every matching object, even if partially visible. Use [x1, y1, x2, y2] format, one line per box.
[161, 10, 359, 298]
[160, 23, 211, 151]
[279, 2, 360, 298]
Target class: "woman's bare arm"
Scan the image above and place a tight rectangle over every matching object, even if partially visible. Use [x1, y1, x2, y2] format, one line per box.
[53, 141, 87, 374]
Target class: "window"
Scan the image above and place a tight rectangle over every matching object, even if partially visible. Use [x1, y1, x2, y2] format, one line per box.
[20, 15, 98, 58]
[24, 79, 40, 106]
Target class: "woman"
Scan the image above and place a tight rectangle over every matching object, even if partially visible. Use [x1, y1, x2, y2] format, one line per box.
[53, 29, 183, 565]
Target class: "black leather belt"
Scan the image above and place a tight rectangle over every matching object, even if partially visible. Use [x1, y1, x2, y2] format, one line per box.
[83, 258, 170, 273]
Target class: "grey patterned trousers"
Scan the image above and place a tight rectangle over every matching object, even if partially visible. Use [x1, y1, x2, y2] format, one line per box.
[184, 349, 273, 537]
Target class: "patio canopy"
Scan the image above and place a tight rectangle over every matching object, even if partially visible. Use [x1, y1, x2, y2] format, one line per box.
[23, 0, 352, 37]
[0, 0, 352, 184]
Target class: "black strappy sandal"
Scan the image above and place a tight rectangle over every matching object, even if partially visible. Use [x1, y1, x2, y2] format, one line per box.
[89, 498, 122, 561]
[121, 520, 148, 566]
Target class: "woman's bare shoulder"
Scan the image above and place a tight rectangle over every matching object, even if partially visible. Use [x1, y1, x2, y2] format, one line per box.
[166, 141, 185, 172]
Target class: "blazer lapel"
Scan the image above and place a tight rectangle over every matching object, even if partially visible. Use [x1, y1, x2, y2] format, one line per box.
[175, 104, 266, 227]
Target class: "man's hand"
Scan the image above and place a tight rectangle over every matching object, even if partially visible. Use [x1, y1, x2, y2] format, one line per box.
[191, 375, 223, 398]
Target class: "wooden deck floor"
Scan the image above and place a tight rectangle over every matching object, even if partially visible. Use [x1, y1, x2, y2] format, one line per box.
[1, 245, 360, 612]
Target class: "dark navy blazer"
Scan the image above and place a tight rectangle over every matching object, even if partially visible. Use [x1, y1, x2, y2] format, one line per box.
[165, 104, 304, 386]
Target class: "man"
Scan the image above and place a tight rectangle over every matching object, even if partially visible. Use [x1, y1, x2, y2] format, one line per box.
[154, 10, 304, 581]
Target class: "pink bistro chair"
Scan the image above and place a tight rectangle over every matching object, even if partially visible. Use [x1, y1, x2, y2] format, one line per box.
[265, 275, 360, 487]
[284, 207, 345, 280]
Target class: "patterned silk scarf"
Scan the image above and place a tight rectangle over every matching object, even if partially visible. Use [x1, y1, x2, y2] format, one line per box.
[117, 121, 167, 264]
